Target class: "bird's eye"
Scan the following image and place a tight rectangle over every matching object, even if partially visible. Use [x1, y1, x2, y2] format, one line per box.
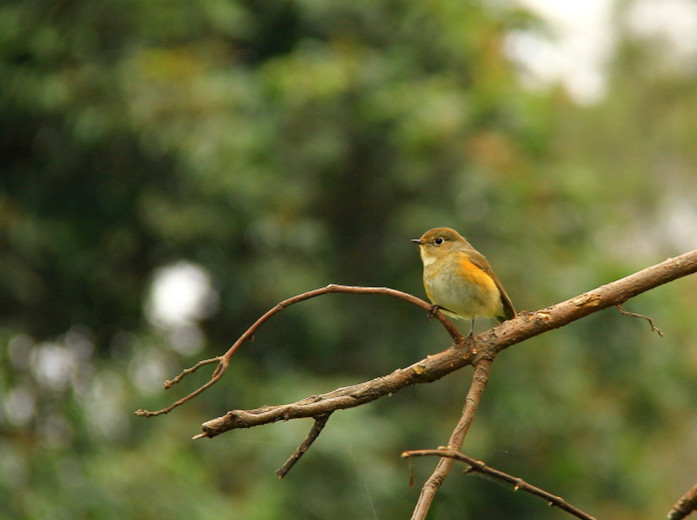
[434, 237, 444, 245]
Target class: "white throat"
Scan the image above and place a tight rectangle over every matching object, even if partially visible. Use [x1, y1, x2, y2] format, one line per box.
[419, 249, 437, 267]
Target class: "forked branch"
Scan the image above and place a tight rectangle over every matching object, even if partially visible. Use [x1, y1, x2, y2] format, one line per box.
[410, 356, 494, 518]
[135, 285, 463, 417]
[135, 249, 697, 517]
[159, 249, 697, 437]
[403, 448, 596, 520]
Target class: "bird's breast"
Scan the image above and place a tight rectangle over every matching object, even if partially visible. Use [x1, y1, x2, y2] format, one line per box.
[422, 253, 501, 319]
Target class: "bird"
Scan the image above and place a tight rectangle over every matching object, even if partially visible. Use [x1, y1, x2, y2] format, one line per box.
[412, 227, 515, 336]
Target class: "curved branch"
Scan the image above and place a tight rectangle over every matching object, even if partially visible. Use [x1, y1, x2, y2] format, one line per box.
[135, 285, 463, 417]
[403, 448, 597, 520]
[190, 249, 697, 437]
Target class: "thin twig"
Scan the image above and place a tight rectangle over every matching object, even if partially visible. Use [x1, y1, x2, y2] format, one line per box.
[616, 304, 663, 337]
[163, 357, 222, 388]
[410, 356, 494, 520]
[135, 285, 464, 416]
[276, 414, 332, 478]
[668, 481, 697, 520]
[135, 357, 225, 417]
[403, 448, 596, 520]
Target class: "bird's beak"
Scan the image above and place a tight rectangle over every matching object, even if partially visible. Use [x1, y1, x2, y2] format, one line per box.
[411, 238, 423, 245]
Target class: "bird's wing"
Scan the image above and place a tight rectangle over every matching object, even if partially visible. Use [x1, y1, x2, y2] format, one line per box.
[465, 249, 516, 322]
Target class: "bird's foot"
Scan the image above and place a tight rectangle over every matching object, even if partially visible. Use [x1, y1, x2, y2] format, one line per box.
[427, 304, 441, 319]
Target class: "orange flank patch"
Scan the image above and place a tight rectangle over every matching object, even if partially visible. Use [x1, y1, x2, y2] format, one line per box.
[458, 255, 497, 292]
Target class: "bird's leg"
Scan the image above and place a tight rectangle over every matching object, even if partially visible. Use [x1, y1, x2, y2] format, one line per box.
[468, 318, 475, 338]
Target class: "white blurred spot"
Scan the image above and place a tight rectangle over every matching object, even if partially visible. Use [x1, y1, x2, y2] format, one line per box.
[38, 414, 74, 448]
[167, 324, 205, 356]
[145, 261, 219, 328]
[83, 370, 129, 440]
[625, 0, 697, 63]
[128, 346, 176, 395]
[4, 385, 36, 427]
[63, 325, 95, 360]
[506, 0, 614, 104]
[30, 343, 77, 392]
[145, 261, 219, 355]
[659, 189, 697, 251]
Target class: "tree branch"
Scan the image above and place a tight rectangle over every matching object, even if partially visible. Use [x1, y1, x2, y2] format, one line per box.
[194, 342, 476, 438]
[134, 249, 697, 516]
[135, 285, 463, 417]
[668, 481, 697, 520]
[183, 249, 697, 438]
[403, 448, 596, 520]
[275, 414, 332, 479]
[410, 356, 494, 519]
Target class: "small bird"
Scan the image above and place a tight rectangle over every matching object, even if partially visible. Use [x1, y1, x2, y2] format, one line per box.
[412, 227, 515, 336]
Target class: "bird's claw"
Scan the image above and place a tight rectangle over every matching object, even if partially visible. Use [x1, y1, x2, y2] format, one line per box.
[427, 304, 441, 319]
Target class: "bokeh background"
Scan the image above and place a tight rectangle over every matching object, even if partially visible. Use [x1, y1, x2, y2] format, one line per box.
[2, 0, 697, 518]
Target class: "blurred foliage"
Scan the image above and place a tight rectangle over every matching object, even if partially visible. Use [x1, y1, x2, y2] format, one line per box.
[2, 0, 697, 518]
